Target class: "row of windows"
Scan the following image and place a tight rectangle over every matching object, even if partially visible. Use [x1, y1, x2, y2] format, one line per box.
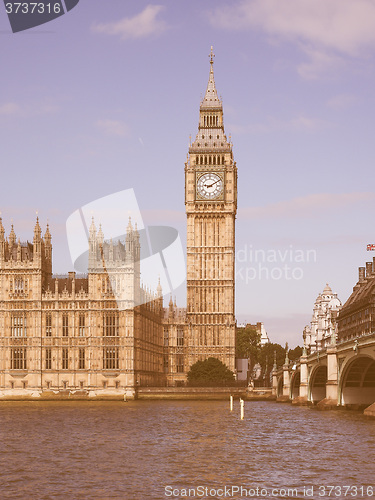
[11, 348, 26, 369]
[103, 347, 119, 370]
[102, 277, 116, 294]
[55, 348, 117, 370]
[195, 155, 225, 166]
[8, 380, 122, 390]
[198, 331, 220, 346]
[10, 347, 118, 370]
[9, 313, 120, 337]
[11, 315, 27, 337]
[104, 313, 119, 337]
[163, 328, 184, 347]
[340, 308, 371, 326]
[163, 355, 184, 373]
[9, 278, 28, 293]
[176, 355, 184, 373]
[203, 115, 219, 127]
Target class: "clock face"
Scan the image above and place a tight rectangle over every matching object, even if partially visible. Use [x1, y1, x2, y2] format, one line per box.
[197, 173, 223, 200]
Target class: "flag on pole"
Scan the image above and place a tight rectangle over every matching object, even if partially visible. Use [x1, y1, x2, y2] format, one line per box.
[367, 244, 375, 251]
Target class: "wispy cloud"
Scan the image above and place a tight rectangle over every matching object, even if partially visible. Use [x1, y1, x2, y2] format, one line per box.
[327, 93, 359, 109]
[92, 5, 167, 40]
[96, 119, 130, 138]
[208, 0, 375, 78]
[0, 102, 22, 116]
[239, 192, 375, 220]
[228, 114, 329, 134]
[0, 99, 60, 118]
[296, 45, 345, 80]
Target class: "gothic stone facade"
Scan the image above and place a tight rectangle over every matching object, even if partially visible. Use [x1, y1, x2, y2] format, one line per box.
[0, 51, 238, 393]
[163, 50, 238, 382]
[0, 218, 165, 399]
[303, 283, 342, 353]
[184, 49, 237, 373]
[337, 259, 375, 341]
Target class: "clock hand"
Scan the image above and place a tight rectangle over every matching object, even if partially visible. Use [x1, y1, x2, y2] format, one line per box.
[204, 179, 221, 188]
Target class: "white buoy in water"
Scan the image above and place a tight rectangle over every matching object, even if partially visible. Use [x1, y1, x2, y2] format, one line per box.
[240, 398, 244, 420]
[230, 395, 233, 411]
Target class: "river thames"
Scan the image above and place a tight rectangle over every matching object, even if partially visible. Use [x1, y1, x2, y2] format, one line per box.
[0, 400, 374, 500]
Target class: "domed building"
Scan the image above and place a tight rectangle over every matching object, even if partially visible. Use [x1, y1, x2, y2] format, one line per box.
[303, 284, 342, 353]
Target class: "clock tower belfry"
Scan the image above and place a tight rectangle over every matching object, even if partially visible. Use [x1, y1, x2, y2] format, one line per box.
[185, 48, 237, 372]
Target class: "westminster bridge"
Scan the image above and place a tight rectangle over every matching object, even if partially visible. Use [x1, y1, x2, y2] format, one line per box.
[272, 331, 375, 417]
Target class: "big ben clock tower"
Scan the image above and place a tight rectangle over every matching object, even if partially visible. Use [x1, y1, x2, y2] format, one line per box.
[185, 48, 237, 372]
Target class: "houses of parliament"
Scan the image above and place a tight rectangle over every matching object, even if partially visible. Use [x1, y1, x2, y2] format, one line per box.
[0, 50, 237, 398]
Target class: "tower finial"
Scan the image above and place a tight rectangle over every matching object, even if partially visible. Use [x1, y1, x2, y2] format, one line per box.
[209, 46, 215, 65]
[200, 47, 221, 109]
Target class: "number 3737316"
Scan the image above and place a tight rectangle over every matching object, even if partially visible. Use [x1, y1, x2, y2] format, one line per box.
[5, 3, 62, 14]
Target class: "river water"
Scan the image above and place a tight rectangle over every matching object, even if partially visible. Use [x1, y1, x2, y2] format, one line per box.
[0, 400, 374, 500]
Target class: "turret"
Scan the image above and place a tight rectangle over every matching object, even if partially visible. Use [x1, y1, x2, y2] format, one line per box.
[43, 223, 53, 277]
[44, 223, 52, 261]
[97, 224, 104, 245]
[109, 238, 114, 262]
[133, 222, 141, 304]
[157, 277, 162, 298]
[88, 217, 97, 270]
[189, 46, 232, 160]
[168, 295, 174, 319]
[134, 222, 140, 261]
[17, 239, 22, 261]
[125, 217, 134, 259]
[9, 223, 16, 249]
[199, 47, 224, 128]
[33, 216, 42, 262]
[0, 217, 4, 261]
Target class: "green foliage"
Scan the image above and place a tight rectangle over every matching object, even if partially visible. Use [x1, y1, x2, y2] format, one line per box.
[187, 357, 235, 386]
[254, 342, 285, 385]
[235, 324, 303, 386]
[236, 325, 261, 361]
[258, 342, 285, 371]
[288, 346, 303, 363]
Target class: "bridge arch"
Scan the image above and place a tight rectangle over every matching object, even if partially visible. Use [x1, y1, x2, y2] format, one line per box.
[339, 354, 375, 407]
[309, 364, 327, 403]
[290, 370, 300, 399]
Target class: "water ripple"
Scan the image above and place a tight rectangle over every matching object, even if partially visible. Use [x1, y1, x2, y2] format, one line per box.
[0, 401, 374, 499]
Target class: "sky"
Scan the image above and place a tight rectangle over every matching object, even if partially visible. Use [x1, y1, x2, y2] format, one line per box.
[1, 0, 375, 346]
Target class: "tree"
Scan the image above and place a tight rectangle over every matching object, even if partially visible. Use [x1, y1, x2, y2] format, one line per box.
[187, 357, 235, 386]
[288, 346, 303, 363]
[236, 325, 261, 370]
[258, 342, 286, 371]
[257, 342, 286, 386]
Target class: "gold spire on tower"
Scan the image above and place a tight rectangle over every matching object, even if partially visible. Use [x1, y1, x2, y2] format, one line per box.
[209, 45, 215, 64]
